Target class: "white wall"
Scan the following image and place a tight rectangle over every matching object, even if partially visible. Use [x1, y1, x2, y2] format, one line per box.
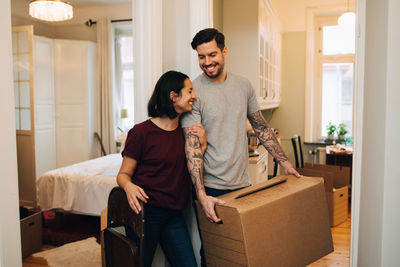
[270, 0, 353, 32]
[380, 0, 400, 265]
[0, 0, 22, 266]
[356, 0, 400, 265]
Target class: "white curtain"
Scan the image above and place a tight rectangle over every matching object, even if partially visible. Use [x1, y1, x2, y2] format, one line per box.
[132, 0, 163, 124]
[97, 18, 115, 154]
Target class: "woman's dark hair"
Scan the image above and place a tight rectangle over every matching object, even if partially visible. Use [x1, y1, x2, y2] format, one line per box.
[147, 71, 189, 119]
[191, 28, 225, 51]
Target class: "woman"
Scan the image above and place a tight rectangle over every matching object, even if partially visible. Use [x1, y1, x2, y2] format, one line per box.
[117, 71, 205, 267]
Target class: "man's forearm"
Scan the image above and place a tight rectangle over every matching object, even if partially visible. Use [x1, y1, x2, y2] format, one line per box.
[183, 128, 205, 194]
[247, 111, 288, 163]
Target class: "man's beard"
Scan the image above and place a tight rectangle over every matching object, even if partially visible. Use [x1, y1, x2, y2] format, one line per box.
[202, 64, 223, 79]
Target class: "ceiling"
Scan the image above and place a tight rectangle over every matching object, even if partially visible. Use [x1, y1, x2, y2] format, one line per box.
[64, 0, 130, 7]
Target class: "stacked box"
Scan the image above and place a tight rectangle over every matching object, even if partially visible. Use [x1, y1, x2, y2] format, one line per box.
[196, 176, 333, 267]
[20, 211, 42, 258]
[298, 163, 351, 226]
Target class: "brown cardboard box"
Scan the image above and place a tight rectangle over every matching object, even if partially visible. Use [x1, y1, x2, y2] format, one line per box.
[327, 186, 349, 226]
[20, 211, 42, 258]
[101, 207, 108, 231]
[196, 176, 333, 267]
[298, 164, 351, 226]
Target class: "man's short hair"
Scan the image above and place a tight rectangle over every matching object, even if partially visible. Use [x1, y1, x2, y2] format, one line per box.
[147, 71, 189, 119]
[191, 28, 225, 51]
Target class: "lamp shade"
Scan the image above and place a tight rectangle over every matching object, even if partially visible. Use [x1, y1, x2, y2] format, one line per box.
[338, 12, 356, 28]
[29, 0, 73, 22]
[120, 108, 128, 119]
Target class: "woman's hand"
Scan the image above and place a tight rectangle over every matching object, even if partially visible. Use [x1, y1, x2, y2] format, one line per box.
[190, 123, 207, 154]
[124, 182, 149, 214]
[116, 156, 149, 214]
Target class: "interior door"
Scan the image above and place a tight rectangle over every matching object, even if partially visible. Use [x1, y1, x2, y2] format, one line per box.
[34, 36, 56, 177]
[12, 25, 36, 207]
[54, 39, 90, 168]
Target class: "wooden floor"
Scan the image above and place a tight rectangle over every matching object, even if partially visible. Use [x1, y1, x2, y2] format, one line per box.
[23, 215, 351, 267]
[309, 214, 351, 267]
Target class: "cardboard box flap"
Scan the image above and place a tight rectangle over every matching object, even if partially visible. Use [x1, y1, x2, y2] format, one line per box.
[296, 168, 334, 191]
[217, 176, 324, 214]
[303, 163, 350, 188]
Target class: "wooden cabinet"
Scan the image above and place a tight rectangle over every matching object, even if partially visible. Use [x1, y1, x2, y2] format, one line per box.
[223, 0, 282, 109]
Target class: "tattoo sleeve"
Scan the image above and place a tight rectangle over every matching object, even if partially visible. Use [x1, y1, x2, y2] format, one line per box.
[247, 111, 289, 163]
[183, 128, 205, 193]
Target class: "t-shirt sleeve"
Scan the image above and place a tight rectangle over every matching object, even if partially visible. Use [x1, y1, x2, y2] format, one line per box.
[121, 125, 144, 162]
[247, 80, 260, 115]
[180, 98, 202, 128]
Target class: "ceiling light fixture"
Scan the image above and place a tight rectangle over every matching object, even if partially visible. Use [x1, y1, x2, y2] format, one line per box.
[338, 0, 355, 28]
[29, 0, 73, 22]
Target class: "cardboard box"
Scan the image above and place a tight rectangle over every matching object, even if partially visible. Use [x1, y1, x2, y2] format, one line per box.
[101, 207, 108, 231]
[20, 211, 42, 258]
[298, 164, 351, 226]
[196, 176, 333, 267]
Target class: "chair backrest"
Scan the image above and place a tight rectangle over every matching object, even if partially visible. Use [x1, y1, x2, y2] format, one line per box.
[104, 186, 145, 267]
[291, 135, 304, 168]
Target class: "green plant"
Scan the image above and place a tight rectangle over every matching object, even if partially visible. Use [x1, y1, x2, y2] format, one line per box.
[326, 122, 336, 136]
[337, 123, 348, 136]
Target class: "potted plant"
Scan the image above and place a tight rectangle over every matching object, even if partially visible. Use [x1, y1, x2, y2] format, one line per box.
[326, 122, 336, 140]
[337, 123, 348, 141]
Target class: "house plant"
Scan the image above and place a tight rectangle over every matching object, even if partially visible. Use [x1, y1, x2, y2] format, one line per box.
[326, 122, 336, 140]
[337, 123, 348, 142]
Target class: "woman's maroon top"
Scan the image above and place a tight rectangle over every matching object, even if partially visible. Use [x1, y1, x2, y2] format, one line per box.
[122, 119, 191, 211]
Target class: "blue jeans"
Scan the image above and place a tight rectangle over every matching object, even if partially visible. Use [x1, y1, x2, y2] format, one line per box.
[143, 205, 197, 267]
[192, 186, 244, 267]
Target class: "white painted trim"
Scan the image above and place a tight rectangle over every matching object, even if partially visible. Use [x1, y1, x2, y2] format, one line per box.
[304, 3, 352, 142]
[0, 1, 22, 265]
[313, 15, 355, 140]
[350, 0, 366, 265]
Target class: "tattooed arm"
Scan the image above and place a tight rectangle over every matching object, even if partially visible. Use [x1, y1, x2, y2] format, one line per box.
[183, 128, 225, 222]
[247, 111, 300, 177]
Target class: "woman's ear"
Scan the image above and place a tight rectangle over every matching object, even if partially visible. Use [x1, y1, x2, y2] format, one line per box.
[170, 91, 178, 103]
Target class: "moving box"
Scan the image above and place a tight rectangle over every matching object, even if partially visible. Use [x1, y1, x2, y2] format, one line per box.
[196, 175, 333, 267]
[298, 164, 351, 226]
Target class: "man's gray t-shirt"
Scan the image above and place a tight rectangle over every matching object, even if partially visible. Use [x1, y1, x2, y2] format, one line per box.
[181, 72, 259, 190]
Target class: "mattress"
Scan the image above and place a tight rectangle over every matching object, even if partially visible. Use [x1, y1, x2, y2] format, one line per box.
[37, 153, 122, 216]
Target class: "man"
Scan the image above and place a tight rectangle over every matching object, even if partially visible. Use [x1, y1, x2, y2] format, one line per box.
[181, 28, 299, 223]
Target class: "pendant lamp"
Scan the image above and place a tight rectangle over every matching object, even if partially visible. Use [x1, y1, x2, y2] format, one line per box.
[29, 0, 73, 22]
[338, 0, 355, 28]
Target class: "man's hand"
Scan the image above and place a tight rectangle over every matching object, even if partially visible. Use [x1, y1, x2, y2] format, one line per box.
[124, 182, 149, 214]
[280, 160, 300, 177]
[197, 191, 226, 223]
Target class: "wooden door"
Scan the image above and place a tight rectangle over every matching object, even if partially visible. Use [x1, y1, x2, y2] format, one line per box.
[12, 25, 36, 207]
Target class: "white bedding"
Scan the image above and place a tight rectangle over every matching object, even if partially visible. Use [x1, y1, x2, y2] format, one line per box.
[37, 153, 122, 216]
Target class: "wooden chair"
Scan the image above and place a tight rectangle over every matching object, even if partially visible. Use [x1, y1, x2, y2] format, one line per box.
[102, 187, 145, 267]
[291, 135, 304, 168]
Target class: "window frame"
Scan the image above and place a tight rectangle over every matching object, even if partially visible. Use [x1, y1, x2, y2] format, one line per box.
[311, 16, 355, 141]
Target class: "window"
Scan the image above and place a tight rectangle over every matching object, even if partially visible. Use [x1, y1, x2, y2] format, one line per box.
[314, 16, 355, 140]
[113, 24, 134, 135]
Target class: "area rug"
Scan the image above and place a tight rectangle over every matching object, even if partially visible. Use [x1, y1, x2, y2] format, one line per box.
[33, 237, 101, 267]
[42, 211, 100, 246]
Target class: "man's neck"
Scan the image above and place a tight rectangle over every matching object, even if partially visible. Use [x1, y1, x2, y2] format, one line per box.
[203, 69, 227, 84]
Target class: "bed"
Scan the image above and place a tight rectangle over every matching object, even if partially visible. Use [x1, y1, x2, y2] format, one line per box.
[37, 154, 122, 216]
